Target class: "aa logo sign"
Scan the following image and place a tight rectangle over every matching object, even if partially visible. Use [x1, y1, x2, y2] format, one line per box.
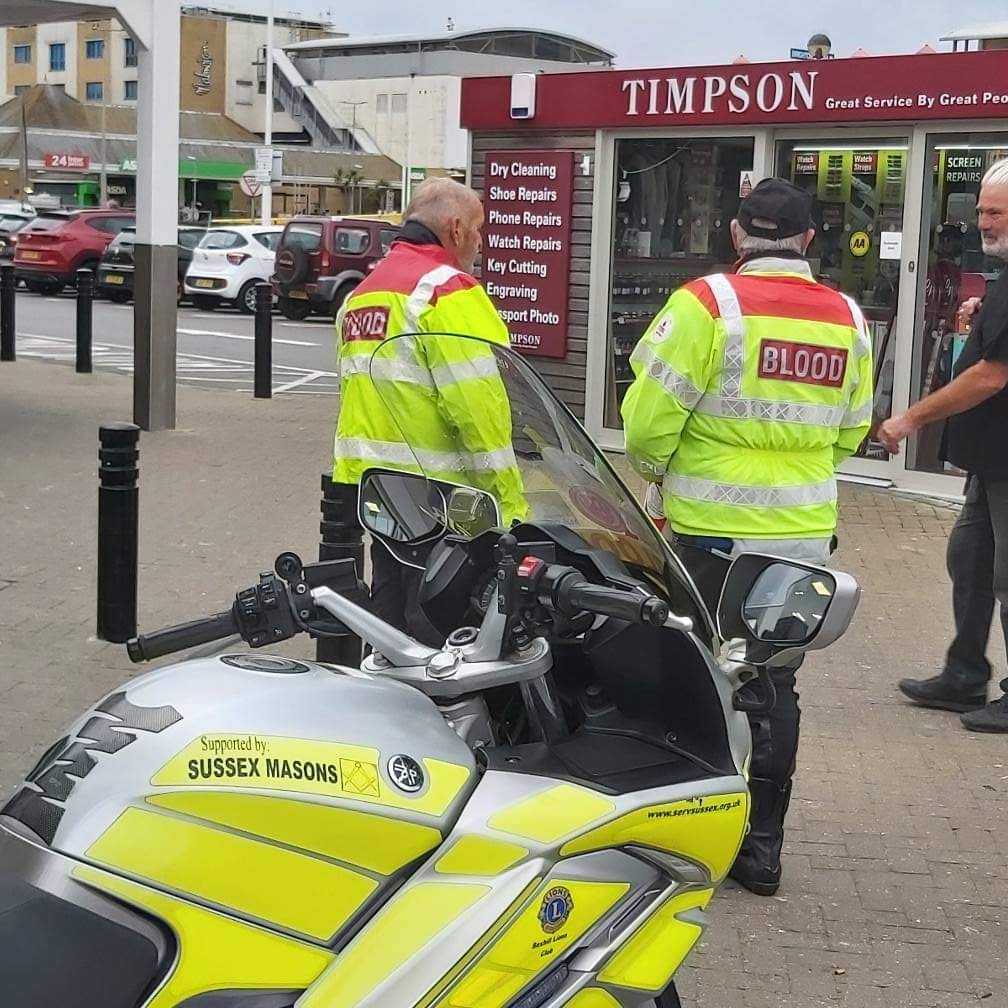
[849, 231, 871, 257]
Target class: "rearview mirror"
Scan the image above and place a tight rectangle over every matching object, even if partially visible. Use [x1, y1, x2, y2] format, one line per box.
[718, 553, 860, 656]
[359, 470, 447, 545]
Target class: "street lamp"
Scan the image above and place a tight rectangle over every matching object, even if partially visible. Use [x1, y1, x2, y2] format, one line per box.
[351, 161, 363, 214]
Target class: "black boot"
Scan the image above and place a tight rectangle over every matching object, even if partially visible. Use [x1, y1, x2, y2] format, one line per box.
[729, 777, 791, 896]
[898, 674, 987, 713]
[960, 682, 1008, 733]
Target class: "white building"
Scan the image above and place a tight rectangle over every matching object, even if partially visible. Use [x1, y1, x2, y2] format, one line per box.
[281, 28, 614, 176]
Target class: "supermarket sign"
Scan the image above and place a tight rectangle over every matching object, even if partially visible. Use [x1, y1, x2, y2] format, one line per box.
[44, 152, 91, 171]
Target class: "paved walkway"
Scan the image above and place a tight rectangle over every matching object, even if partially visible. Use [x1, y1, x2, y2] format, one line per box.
[1, 359, 1005, 1006]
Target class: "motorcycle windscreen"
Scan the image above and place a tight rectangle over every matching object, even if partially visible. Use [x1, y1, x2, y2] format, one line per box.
[367, 332, 710, 622]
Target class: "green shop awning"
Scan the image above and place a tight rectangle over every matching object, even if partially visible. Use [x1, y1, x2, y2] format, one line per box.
[179, 159, 247, 180]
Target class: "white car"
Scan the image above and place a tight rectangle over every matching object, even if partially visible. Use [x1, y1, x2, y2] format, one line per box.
[184, 224, 283, 313]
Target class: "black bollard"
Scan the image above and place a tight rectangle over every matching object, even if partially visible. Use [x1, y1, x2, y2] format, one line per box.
[0, 263, 15, 362]
[97, 423, 140, 643]
[253, 281, 272, 399]
[76, 268, 94, 373]
[317, 472, 365, 665]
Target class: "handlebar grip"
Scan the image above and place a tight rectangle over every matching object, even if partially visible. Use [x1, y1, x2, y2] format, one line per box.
[127, 609, 238, 663]
[556, 578, 670, 627]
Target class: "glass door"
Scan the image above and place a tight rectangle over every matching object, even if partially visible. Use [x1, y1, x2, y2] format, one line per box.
[907, 133, 1008, 476]
[775, 138, 910, 464]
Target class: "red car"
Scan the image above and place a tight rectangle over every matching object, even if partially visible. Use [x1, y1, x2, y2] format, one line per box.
[15, 208, 135, 295]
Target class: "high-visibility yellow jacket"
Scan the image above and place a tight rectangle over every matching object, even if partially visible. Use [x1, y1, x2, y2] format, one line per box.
[621, 257, 874, 539]
[332, 239, 526, 524]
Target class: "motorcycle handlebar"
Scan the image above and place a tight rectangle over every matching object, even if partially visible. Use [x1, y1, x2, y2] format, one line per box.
[549, 569, 670, 628]
[127, 609, 239, 663]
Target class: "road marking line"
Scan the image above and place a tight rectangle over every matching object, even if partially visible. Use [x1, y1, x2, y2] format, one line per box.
[271, 370, 327, 394]
[177, 327, 319, 347]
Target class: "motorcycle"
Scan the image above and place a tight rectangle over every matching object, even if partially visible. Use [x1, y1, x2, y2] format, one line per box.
[0, 333, 860, 1008]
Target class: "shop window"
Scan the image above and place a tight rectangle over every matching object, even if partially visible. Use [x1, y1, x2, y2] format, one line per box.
[391, 93, 407, 114]
[908, 135, 1008, 475]
[605, 137, 755, 429]
[124, 37, 137, 68]
[124, 80, 137, 100]
[85, 81, 103, 101]
[49, 43, 66, 72]
[376, 93, 388, 114]
[776, 139, 909, 461]
[13, 44, 31, 64]
[13, 85, 29, 96]
[86, 39, 105, 60]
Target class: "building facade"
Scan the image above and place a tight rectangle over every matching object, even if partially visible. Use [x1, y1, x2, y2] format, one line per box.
[283, 29, 614, 178]
[462, 47, 1008, 498]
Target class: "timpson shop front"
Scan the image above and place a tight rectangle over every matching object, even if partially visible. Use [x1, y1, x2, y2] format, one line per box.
[461, 48, 1008, 497]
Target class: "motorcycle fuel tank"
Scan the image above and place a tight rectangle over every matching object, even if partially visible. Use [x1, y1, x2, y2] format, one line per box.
[1, 654, 478, 948]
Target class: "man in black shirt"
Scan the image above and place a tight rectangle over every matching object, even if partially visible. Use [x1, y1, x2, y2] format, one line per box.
[879, 161, 1008, 733]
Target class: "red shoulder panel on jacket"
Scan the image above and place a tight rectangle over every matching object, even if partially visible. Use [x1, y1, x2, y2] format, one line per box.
[726, 274, 857, 328]
[683, 278, 721, 318]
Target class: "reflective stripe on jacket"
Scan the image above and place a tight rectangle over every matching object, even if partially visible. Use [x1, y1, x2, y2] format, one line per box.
[621, 258, 874, 539]
[332, 240, 526, 524]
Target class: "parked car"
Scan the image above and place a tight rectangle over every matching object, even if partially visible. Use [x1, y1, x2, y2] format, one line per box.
[0, 212, 33, 261]
[271, 216, 399, 320]
[96, 226, 206, 303]
[184, 225, 283, 313]
[14, 209, 135, 295]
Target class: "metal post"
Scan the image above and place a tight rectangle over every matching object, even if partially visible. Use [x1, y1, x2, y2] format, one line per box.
[254, 281, 272, 398]
[97, 423, 140, 643]
[317, 472, 365, 665]
[0, 264, 15, 362]
[76, 268, 94, 373]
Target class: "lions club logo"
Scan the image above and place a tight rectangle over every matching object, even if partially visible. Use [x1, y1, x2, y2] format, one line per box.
[538, 885, 574, 934]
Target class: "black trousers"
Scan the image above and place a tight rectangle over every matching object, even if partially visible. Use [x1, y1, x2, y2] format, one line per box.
[943, 474, 1008, 694]
[369, 540, 444, 648]
[674, 543, 801, 788]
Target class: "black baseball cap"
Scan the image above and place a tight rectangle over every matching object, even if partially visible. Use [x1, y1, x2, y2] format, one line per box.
[737, 178, 813, 239]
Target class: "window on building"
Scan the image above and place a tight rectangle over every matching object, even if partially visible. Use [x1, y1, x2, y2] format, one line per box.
[124, 37, 137, 68]
[85, 39, 105, 60]
[376, 93, 388, 114]
[13, 44, 31, 64]
[391, 93, 407, 114]
[258, 79, 266, 95]
[124, 80, 137, 100]
[49, 43, 66, 72]
[13, 85, 29, 96]
[85, 81, 104, 101]
[236, 79, 253, 106]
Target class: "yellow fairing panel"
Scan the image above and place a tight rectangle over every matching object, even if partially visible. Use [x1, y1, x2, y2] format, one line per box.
[439, 879, 630, 1008]
[598, 888, 714, 992]
[560, 792, 749, 879]
[299, 883, 489, 1008]
[487, 784, 616, 843]
[152, 734, 470, 817]
[434, 836, 529, 876]
[73, 865, 332, 1008]
[86, 807, 377, 941]
[566, 991, 621, 1008]
[148, 791, 441, 875]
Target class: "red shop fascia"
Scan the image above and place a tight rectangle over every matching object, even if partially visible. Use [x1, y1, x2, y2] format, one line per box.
[460, 48, 1008, 423]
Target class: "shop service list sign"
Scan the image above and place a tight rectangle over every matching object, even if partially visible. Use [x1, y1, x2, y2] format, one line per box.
[482, 151, 574, 358]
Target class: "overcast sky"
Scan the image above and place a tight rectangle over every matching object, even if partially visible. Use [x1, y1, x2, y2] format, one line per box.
[233, 0, 1007, 66]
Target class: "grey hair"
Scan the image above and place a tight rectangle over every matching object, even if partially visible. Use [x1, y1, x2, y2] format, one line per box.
[733, 219, 807, 255]
[981, 158, 1008, 189]
[404, 177, 480, 235]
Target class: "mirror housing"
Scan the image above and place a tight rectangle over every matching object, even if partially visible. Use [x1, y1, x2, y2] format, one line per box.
[358, 468, 502, 569]
[717, 553, 860, 659]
